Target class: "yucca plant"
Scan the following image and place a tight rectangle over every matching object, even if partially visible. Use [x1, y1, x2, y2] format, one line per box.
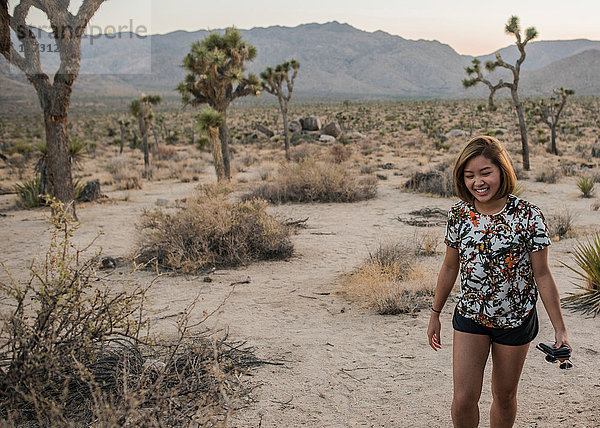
[15, 177, 43, 208]
[576, 175, 595, 198]
[561, 233, 600, 316]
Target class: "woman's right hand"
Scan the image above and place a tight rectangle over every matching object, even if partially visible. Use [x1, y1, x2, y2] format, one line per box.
[427, 312, 442, 351]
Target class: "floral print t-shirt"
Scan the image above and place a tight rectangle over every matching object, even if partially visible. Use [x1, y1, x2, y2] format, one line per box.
[445, 195, 551, 328]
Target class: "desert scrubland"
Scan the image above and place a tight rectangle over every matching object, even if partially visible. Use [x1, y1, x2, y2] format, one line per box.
[1, 97, 599, 426]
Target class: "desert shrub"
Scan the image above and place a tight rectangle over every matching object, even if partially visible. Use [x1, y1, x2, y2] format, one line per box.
[411, 228, 441, 256]
[338, 243, 435, 315]
[154, 145, 178, 160]
[328, 143, 350, 163]
[577, 175, 595, 198]
[135, 185, 293, 272]
[105, 158, 142, 190]
[547, 207, 576, 240]
[0, 200, 268, 426]
[404, 169, 455, 197]
[561, 233, 600, 316]
[244, 159, 377, 204]
[535, 167, 560, 183]
[290, 143, 315, 162]
[0, 200, 148, 424]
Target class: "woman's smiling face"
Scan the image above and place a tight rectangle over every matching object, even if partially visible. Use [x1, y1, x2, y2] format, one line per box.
[463, 154, 502, 207]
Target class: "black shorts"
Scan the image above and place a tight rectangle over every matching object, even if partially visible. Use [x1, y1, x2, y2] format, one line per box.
[452, 307, 539, 346]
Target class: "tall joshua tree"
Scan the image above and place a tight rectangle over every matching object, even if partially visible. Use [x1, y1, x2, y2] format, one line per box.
[260, 60, 300, 161]
[533, 88, 575, 155]
[177, 27, 259, 180]
[1, 0, 107, 218]
[130, 94, 162, 179]
[197, 107, 226, 182]
[463, 16, 537, 170]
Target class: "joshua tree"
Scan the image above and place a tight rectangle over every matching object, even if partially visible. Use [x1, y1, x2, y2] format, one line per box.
[1, 0, 107, 218]
[260, 60, 300, 161]
[130, 94, 162, 179]
[117, 118, 131, 154]
[533, 88, 575, 155]
[463, 16, 537, 170]
[197, 107, 226, 182]
[177, 27, 259, 180]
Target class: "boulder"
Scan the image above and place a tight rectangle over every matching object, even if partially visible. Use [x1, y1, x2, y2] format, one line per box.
[289, 120, 302, 134]
[78, 180, 102, 202]
[318, 134, 336, 143]
[321, 121, 342, 138]
[445, 129, 468, 138]
[257, 124, 274, 138]
[302, 115, 321, 131]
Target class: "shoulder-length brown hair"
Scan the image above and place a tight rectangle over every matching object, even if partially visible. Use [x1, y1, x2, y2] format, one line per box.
[453, 136, 516, 204]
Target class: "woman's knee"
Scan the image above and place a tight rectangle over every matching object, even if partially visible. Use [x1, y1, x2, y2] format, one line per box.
[491, 386, 518, 407]
[453, 389, 481, 411]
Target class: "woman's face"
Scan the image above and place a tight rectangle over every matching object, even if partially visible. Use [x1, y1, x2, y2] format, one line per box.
[463, 155, 502, 205]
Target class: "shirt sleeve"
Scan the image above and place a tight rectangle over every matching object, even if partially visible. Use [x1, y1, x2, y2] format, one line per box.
[526, 205, 551, 252]
[444, 205, 460, 249]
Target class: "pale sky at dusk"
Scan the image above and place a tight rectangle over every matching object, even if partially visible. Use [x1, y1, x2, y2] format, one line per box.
[14, 0, 600, 56]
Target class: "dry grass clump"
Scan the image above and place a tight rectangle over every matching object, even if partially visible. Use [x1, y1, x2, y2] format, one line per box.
[547, 207, 577, 240]
[153, 145, 178, 160]
[535, 167, 561, 183]
[0, 200, 266, 426]
[328, 143, 351, 163]
[404, 168, 455, 197]
[244, 159, 377, 204]
[104, 157, 142, 190]
[338, 243, 436, 315]
[135, 185, 293, 272]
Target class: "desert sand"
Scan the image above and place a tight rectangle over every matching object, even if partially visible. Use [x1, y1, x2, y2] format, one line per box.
[1, 167, 598, 427]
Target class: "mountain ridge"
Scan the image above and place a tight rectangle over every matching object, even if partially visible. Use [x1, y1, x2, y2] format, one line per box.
[1, 21, 599, 102]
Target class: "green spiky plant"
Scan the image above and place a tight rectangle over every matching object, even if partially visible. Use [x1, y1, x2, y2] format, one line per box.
[577, 175, 595, 198]
[561, 233, 600, 316]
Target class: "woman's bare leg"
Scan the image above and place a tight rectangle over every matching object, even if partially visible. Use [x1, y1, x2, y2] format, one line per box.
[452, 331, 491, 428]
[489, 342, 530, 428]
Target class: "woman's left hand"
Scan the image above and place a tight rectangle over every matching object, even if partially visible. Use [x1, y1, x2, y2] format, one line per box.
[554, 329, 572, 361]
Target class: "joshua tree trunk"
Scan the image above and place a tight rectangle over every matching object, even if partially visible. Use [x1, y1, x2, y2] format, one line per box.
[550, 127, 558, 155]
[208, 127, 226, 182]
[137, 114, 151, 179]
[279, 98, 291, 161]
[0, 0, 9, 56]
[512, 89, 530, 170]
[217, 108, 231, 180]
[119, 122, 126, 154]
[44, 111, 75, 211]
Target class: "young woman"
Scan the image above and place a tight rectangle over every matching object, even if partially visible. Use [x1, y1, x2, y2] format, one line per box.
[427, 136, 571, 428]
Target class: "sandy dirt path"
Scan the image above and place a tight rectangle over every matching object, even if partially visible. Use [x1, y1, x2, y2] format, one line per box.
[1, 176, 598, 427]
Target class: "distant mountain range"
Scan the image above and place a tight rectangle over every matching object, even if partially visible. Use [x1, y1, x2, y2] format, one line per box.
[1, 21, 599, 103]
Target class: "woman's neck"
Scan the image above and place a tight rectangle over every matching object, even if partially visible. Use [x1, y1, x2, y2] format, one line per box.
[474, 196, 508, 215]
